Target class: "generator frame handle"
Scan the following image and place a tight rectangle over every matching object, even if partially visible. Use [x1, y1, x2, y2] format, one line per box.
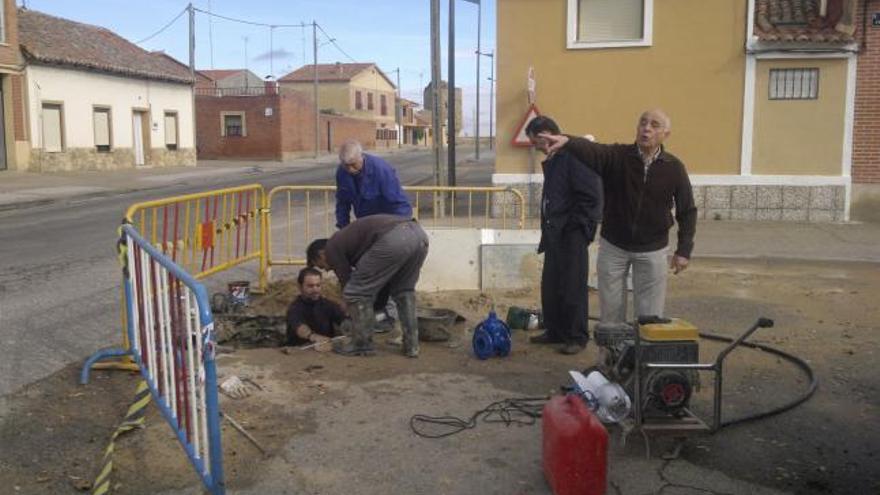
[635, 317, 774, 432]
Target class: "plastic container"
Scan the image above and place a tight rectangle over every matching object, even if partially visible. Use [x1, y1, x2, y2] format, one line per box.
[227, 281, 250, 307]
[542, 395, 608, 495]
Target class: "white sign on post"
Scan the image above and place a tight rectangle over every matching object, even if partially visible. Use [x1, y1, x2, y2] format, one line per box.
[527, 66, 536, 105]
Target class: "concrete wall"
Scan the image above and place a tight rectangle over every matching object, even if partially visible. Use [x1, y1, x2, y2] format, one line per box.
[25, 65, 194, 171]
[752, 58, 847, 176]
[416, 228, 599, 292]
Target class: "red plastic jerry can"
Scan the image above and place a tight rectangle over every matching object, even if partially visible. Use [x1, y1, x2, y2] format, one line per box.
[542, 394, 609, 495]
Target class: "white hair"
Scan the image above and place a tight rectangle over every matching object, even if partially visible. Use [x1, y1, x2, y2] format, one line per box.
[338, 140, 363, 164]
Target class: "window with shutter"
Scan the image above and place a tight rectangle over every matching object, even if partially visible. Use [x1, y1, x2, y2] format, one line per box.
[42, 104, 64, 152]
[93, 108, 111, 152]
[164, 112, 179, 150]
[568, 0, 653, 49]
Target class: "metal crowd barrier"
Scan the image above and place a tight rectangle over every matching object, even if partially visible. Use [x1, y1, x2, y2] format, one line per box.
[125, 184, 267, 286]
[264, 185, 526, 271]
[82, 225, 225, 494]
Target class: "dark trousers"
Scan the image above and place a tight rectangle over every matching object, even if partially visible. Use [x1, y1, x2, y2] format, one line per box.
[541, 227, 589, 346]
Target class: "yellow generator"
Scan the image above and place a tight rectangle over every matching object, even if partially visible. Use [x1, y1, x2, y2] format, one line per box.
[595, 317, 700, 417]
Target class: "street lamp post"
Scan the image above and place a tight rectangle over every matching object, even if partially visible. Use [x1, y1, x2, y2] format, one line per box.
[478, 50, 495, 150]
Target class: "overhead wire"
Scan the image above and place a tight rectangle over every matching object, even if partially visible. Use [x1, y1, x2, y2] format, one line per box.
[136, 6, 188, 45]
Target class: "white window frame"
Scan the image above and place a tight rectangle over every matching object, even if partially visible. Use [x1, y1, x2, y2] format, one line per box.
[566, 0, 654, 50]
[0, 0, 6, 44]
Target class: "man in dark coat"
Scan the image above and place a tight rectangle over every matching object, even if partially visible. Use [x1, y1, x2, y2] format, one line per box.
[526, 116, 603, 355]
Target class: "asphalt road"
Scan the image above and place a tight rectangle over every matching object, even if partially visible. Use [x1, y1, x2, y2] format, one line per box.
[0, 146, 492, 397]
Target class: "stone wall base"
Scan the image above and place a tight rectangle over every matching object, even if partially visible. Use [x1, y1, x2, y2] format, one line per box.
[28, 147, 196, 172]
[492, 174, 847, 223]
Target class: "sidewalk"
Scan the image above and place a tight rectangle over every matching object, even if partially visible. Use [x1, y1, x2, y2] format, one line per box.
[2, 154, 879, 263]
[0, 145, 422, 211]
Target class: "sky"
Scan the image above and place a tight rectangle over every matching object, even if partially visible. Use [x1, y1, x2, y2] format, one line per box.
[21, 0, 497, 136]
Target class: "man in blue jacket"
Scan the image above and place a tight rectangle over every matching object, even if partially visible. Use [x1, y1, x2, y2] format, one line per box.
[335, 140, 412, 228]
[335, 140, 413, 344]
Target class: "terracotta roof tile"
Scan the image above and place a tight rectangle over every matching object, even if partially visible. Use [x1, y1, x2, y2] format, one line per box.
[18, 9, 193, 84]
[199, 69, 247, 81]
[754, 0, 855, 43]
[279, 62, 395, 88]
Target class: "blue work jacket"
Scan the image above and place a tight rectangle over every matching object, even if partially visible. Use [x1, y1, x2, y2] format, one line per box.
[335, 153, 412, 228]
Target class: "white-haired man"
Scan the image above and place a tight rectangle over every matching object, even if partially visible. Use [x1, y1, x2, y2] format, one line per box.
[541, 109, 697, 325]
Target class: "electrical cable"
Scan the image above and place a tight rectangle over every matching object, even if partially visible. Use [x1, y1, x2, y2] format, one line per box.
[410, 396, 549, 439]
[192, 6, 309, 28]
[315, 24, 358, 63]
[136, 6, 188, 45]
[697, 331, 819, 429]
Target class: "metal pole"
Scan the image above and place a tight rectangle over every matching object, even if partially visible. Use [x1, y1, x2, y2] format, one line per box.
[475, 0, 481, 161]
[396, 67, 402, 148]
[207, 0, 214, 68]
[188, 3, 197, 162]
[188, 3, 195, 80]
[489, 51, 494, 150]
[448, 0, 456, 187]
[430, 0, 444, 186]
[313, 21, 319, 158]
[269, 26, 275, 80]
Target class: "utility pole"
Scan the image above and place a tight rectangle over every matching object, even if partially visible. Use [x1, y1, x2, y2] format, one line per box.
[391, 68, 402, 148]
[207, 0, 214, 68]
[475, 0, 481, 160]
[269, 26, 275, 80]
[447, 0, 456, 187]
[478, 49, 494, 150]
[188, 3, 196, 159]
[313, 21, 319, 158]
[430, 0, 444, 187]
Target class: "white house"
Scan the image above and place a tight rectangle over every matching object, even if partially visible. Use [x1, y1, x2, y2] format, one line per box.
[18, 9, 195, 172]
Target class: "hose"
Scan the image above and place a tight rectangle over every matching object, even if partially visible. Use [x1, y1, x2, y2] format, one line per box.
[698, 331, 819, 429]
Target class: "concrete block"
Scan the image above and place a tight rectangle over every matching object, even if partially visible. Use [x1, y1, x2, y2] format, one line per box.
[731, 186, 756, 209]
[705, 209, 731, 221]
[809, 186, 835, 210]
[756, 186, 783, 208]
[782, 186, 809, 209]
[781, 208, 808, 221]
[729, 209, 757, 221]
[480, 244, 542, 290]
[417, 229, 481, 291]
[808, 209, 835, 222]
[756, 209, 783, 221]
[706, 186, 731, 209]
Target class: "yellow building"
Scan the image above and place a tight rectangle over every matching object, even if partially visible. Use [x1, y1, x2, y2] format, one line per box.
[496, 0, 858, 221]
[279, 62, 399, 146]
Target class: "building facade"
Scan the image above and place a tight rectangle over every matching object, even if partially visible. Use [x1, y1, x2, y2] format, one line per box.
[423, 80, 462, 145]
[196, 90, 377, 161]
[16, 8, 195, 172]
[496, 0, 860, 221]
[278, 62, 398, 147]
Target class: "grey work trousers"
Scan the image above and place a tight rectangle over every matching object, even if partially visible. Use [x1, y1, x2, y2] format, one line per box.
[343, 221, 430, 304]
[597, 237, 668, 324]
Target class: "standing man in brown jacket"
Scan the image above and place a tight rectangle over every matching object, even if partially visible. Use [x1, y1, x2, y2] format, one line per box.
[541, 109, 697, 324]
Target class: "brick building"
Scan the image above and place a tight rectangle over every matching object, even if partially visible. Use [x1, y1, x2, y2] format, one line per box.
[853, 0, 880, 220]
[196, 90, 376, 161]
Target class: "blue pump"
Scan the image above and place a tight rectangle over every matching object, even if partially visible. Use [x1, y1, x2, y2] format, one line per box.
[472, 310, 512, 360]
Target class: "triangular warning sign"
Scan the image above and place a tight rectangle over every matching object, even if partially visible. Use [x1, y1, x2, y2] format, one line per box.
[511, 104, 540, 148]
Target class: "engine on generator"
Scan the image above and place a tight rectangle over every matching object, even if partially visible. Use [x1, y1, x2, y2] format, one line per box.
[594, 317, 700, 417]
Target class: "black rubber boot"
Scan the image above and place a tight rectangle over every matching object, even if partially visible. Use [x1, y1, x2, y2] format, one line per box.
[393, 291, 419, 358]
[333, 300, 376, 357]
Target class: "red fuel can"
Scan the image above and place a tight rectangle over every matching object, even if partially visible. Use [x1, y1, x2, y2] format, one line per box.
[542, 394, 608, 495]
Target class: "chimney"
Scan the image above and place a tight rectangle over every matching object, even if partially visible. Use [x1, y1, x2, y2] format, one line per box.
[336, 61, 343, 76]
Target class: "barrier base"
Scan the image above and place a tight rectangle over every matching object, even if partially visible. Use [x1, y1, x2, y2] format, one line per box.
[80, 348, 137, 385]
